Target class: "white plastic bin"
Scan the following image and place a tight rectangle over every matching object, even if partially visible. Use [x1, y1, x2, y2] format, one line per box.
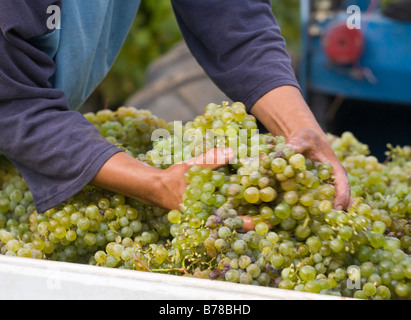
[0, 255, 347, 300]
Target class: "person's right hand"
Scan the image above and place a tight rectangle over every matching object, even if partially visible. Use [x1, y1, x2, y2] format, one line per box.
[91, 147, 235, 212]
[157, 147, 236, 211]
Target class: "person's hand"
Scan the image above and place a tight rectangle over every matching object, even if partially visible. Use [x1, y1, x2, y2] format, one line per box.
[250, 86, 353, 212]
[91, 148, 235, 212]
[286, 128, 353, 211]
[157, 148, 236, 210]
[240, 129, 353, 232]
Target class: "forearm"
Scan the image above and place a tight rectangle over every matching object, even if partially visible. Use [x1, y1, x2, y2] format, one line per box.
[250, 86, 324, 139]
[90, 148, 236, 211]
[90, 152, 163, 207]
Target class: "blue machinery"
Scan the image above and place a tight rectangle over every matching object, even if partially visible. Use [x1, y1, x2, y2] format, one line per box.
[299, 0, 411, 128]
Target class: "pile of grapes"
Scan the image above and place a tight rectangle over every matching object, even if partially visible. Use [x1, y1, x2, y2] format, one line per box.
[0, 102, 410, 300]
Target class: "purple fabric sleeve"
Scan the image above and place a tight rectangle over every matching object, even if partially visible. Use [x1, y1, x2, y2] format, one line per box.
[171, 0, 300, 111]
[0, 0, 122, 212]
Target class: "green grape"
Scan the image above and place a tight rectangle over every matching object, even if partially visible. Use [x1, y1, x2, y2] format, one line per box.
[244, 187, 260, 204]
[289, 154, 306, 169]
[6, 239, 20, 252]
[271, 158, 287, 174]
[405, 263, 411, 280]
[283, 191, 299, 205]
[372, 221, 386, 234]
[362, 283, 377, 297]
[384, 237, 401, 252]
[299, 265, 316, 282]
[255, 222, 269, 235]
[154, 246, 168, 264]
[239, 272, 253, 285]
[295, 225, 311, 240]
[376, 285, 391, 300]
[275, 203, 291, 220]
[77, 217, 91, 231]
[396, 279, 410, 298]
[54, 226, 66, 240]
[225, 269, 240, 283]
[299, 193, 314, 207]
[37, 222, 49, 235]
[353, 290, 367, 299]
[246, 264, 261, 279]
[306, 236, 322, 254]
[232, 239, 247, 255]
[369, 232, 386, 249]
[260, 206, 274, 220]
[9, 190, 23, 203]
[260, 187, 277, 202]
[105, 255, 120, 268]
[338, 225, 354, 241]
[214, 239, 228, 253]
[218, 226, 231, 239]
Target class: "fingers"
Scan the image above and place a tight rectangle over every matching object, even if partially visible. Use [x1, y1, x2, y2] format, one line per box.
[331, 163, 353, 211]
[285, 128, 319, 155]
[286, 129, 353, 212]
[286, 135, 310, 155]
[184, 147, 236, 170]
[239, 216, 273, 232]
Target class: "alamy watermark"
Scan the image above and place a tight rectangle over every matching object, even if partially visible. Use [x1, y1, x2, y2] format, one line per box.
[347, 5, 361, 30]
[150, 121, 260, 168]
[46, 5, 61, 30]
[346, 265, 361, 290]
[45, 4, 363, 31]
[45, 4, 362, 31]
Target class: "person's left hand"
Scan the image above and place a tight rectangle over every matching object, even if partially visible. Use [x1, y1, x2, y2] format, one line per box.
[286, 128, 353, 211]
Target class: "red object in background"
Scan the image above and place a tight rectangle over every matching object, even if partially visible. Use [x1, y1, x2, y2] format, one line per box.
[323, 23, 365, 65]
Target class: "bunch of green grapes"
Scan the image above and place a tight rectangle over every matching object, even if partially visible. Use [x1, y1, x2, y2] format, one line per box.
[339, 143, 411, 255]
[330, 138, 411, 299]
[0, 158, 37, 257]
[0, 108, 171, 263]
[1, 102, 411, 300]
[162, 147, 349, 293]
[145, 101, 262, 169]
[0, 184, 149, 263]
[140, 103, 411, 299]
[327, 131, 370, 162]
[84, 106, 170, 157]
[86, 103, 411, 299]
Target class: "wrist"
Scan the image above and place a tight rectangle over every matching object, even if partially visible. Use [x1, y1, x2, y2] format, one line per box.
[90, 152, 164, 206]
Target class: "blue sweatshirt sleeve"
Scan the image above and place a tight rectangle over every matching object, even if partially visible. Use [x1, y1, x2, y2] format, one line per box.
[171, 0, 300, 111]
[0, 0, 123, 213]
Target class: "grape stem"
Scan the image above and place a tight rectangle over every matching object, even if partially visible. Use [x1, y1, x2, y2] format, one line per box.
[302, 215, 310, 229]
[150, 267, 188, 274]
[134, 252, 152, 273]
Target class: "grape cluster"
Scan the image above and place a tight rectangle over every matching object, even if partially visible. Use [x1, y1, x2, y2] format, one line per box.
[84, 106, 170, 157]
[0, 107, 170, 264]
[0, 103, 410, 300]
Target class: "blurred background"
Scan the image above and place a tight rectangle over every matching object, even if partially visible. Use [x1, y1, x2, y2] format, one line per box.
[83, 0, 411, 161]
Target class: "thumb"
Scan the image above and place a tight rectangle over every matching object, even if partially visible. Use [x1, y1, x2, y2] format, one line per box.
[184, 147, 236, 170]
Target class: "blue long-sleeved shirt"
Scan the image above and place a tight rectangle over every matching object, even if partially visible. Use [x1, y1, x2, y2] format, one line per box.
[0, 0, 299, 213]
